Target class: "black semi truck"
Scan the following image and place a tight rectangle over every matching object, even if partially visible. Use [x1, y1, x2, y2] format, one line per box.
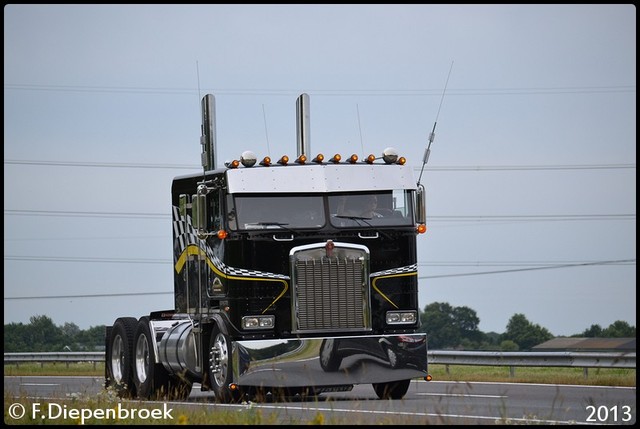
[105, 93, 430, 403]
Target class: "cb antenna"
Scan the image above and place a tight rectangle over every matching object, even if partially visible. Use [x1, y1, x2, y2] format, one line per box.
[417, 61, 453, 186]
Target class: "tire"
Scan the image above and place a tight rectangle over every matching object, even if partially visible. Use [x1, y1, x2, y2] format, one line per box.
[106, 317, 138, 398]
[132, 317, 169, 399]
[208, 324, 241, 403]
[373, 379, 411, 400]
[319, 338, 342, 372]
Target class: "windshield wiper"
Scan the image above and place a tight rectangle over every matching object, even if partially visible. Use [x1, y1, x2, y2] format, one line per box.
[248, 222, 296, 233]
[335, 215, 373, 221]
[334, 216, 391, 240]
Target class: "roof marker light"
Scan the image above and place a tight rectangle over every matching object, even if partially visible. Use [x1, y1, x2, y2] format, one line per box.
[295, 154, 307, 164]
[348, 154, 359, 164]
[240, 150, 257, 167]
[312, 154, 324, 163]
[382, 147, 399, 164]
[278, 155, 289, 165]
[329, 154, 342, 163]
[225, 159, 240, 169]
[365, 154, 376, 164]
[260, 156, 271, 166]
[396, 156, 406, 165]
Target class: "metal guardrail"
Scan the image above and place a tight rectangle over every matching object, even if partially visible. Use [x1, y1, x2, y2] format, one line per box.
[4, 350, 636, 371]
[428, 350, 636, 368]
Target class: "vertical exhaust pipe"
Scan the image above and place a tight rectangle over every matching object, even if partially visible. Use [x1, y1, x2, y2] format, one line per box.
[200, 94, 217, 171]
[296, 93, 310, 158]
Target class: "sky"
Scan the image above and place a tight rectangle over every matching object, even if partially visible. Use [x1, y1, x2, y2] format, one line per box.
[3, 4, 636, 337]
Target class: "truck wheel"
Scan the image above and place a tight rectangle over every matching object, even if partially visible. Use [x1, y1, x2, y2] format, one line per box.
[106, 317, 137, 398]
[319, 338, 342, 372]
[373, 379, 411, 400]
[208, 324, 241, 403]
[132, 317, 171, 400]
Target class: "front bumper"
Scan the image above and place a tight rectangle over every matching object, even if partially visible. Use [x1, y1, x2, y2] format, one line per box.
[232, 333, 428, 389]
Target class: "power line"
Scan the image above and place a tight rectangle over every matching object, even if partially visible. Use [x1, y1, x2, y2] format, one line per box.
[4, 83, 635, 96]
[4, 159, 199, 169]
[418, 260, 635, 267]
[4, 209, 169, 219]
[419, 164, 635, 171]
[419, 259, 636, 280]
[4, 291, 172, 300]
[4, 256, 170, 264]
[3, 258, 634, 301]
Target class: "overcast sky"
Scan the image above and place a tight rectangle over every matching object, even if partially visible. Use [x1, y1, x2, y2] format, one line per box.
[4, 4, 636, 336]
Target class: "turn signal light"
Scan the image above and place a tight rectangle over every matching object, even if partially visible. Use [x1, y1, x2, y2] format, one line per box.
[416, 224, 427, 234]
[217, 230, 228, 239]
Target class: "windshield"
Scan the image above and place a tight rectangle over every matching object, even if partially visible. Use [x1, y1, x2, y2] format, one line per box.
[328, 190, 414, 228]
[228, 195, 325, 230]
[227, 190, 414, 231]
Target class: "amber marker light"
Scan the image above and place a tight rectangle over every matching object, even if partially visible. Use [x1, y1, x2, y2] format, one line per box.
[396, 157, 406, 165]
[365, 154, 376, 164]
[260, 156, 271, 166]
[217, 230, 228, 239]
[348, 154, 359, 164]
[329, 154, 342, 163]
[278, 155, 289, 165]
[312, 154, 324, 163]
[416, 224, 427, 234]
[425, 374, 433, 381]
[225, 159, 240, 169]
[295, 154, 307, 164]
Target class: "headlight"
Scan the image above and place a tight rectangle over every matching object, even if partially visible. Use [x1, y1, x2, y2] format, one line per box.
[386, 311, 417, 325]
[242, 315, 275, 329]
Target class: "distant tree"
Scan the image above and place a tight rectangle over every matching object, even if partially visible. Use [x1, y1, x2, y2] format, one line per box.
[4, 316, 105, 352]
[419, 302, 484, 349]
[4, 322, 29, 352]
[602, 320, 636, 337]
[502, 313, 553, 350]
[580, 324, 603, 337]
[27, 315, 65, 351]
[76, 325, 108, 350]
[500, 340, 519, 351]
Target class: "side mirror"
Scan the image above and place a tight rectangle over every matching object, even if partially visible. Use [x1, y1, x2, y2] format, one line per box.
[192, 185, 208, 235]
[416, 184, 426, 224]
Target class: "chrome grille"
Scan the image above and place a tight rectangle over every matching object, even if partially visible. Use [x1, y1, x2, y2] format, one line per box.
[291, 243, 370, 333]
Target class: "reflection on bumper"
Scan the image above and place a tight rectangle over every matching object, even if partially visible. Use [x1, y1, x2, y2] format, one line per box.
[233, 333, 428, 388]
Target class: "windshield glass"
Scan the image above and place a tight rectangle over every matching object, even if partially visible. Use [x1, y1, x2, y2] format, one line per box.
[328, 190, 414, 227]
[228, 194, 325, 230]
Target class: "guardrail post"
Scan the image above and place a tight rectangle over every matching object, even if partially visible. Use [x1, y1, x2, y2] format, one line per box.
[583, 367, 588, 379]
[509, 366, 515, 377]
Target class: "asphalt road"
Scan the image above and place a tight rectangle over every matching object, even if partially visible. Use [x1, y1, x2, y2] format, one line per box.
[4, 376, 636, 425]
